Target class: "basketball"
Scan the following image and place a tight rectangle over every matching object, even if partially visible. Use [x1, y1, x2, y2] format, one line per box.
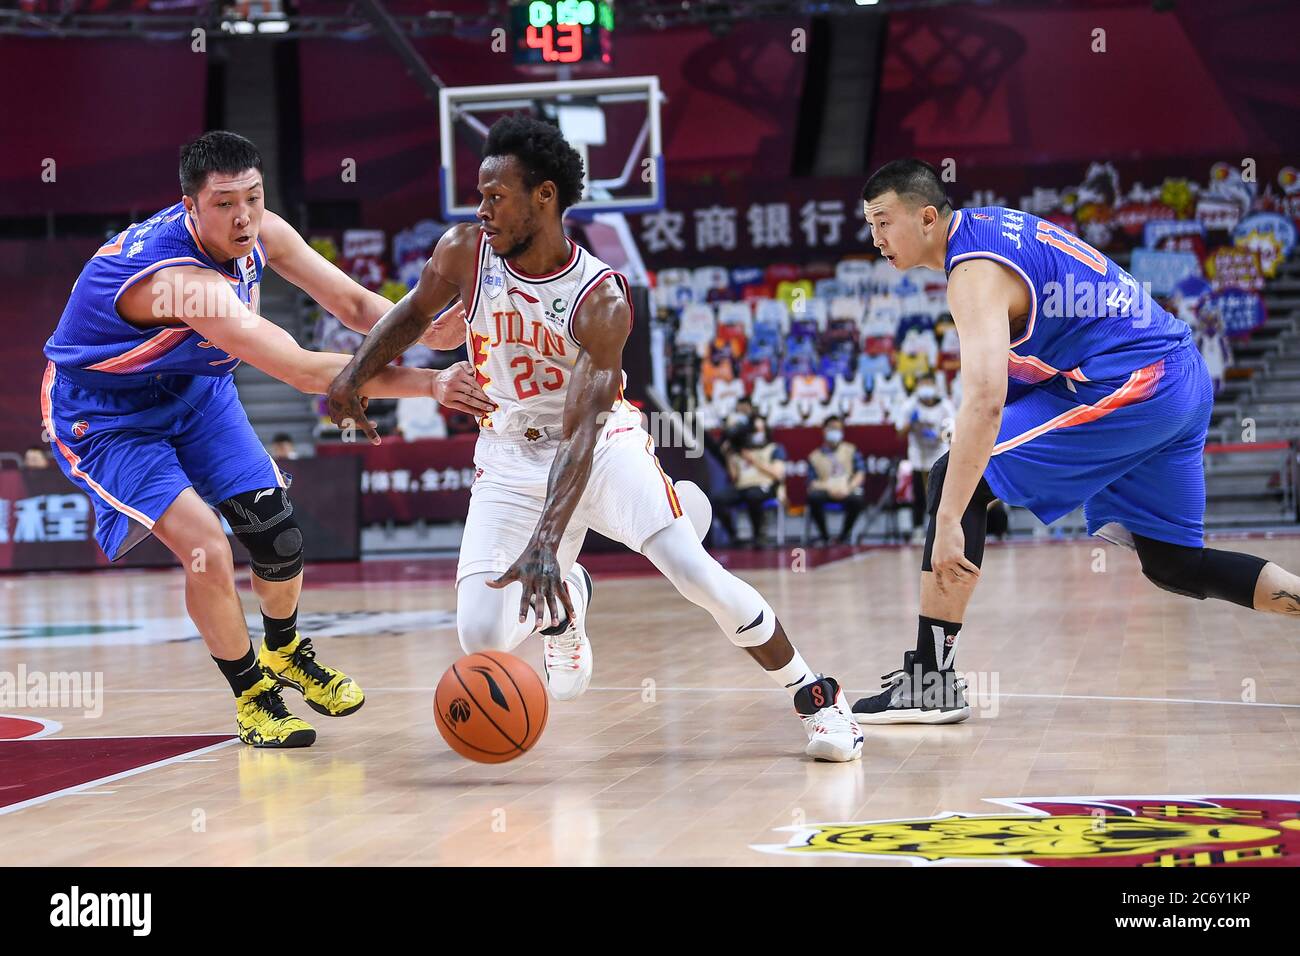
[434, 651, 548, 763]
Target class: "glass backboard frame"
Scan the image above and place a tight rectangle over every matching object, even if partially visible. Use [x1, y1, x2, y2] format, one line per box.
[438, 75, 664, 221]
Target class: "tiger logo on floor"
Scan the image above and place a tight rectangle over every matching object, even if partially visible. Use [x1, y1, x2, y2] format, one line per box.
[755, 796, 1300, 866]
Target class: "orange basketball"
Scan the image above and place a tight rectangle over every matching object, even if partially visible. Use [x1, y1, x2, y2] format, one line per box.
[434, 651, 548, 763]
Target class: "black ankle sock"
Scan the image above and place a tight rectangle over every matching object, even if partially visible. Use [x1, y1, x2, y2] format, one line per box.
[262, 608, 299, 651]
[213, 645, 262, 698]
[916, 615, 962, 672]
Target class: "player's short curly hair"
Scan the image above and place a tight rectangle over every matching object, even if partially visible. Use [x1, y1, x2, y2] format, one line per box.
[483, 114, 586, 212]
[180, 130, 262, 198]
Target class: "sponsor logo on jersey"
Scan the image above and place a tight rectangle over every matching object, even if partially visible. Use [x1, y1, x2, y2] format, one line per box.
[238, 252, 257, 286]
[71, 420, 90, 439]
[755, 795, 1300, 866]
[544, 297, 569, 325]
[484, 268, 505, 299]
[972, 213, 995, 220]
[506, 285, 539, 304]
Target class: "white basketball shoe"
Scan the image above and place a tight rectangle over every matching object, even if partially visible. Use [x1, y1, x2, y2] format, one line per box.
[794, 676, 864, 762]
[541, 563, 594, 702]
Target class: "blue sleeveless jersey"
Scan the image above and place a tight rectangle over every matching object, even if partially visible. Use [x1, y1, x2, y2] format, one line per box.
[944, 207, 1191, 385]
[44, 201, 264, 375]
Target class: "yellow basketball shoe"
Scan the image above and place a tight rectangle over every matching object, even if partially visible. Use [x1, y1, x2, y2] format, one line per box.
[259, 633, 366, 718]
[236, 671, 317, 748]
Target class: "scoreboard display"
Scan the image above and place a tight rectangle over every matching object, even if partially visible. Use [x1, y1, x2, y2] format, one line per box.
[509, 1, 614, 67]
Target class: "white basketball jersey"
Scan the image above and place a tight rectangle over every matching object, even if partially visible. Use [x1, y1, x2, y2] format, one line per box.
[464, 232, 639, 439]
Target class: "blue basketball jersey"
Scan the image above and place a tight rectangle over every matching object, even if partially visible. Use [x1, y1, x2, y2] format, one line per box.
[944, 207, 1191, 385]
[44, 201, 265, 375]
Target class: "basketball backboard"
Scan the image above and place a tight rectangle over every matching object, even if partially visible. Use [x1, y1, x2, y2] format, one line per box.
[438, 75, 663, 220]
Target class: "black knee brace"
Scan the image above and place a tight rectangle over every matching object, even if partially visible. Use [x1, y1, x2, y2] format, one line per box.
[218, 487, 304, 582]
[1132, 533, 1266, 608]
[921, 452, 997, 573]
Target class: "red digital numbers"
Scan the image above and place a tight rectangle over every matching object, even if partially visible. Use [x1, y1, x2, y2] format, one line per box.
[553, 22, 581, 62]
[525, 23, 583, 63]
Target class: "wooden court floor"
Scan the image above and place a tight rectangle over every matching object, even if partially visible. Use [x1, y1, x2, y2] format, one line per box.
[2, 536, 1299, 867]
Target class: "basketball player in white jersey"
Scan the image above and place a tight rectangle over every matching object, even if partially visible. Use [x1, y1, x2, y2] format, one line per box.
[326, 115, 862, 761]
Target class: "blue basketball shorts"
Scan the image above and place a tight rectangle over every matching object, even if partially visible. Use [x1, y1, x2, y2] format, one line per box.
[983, 343, 1214, 548]
[40, 362, 287, 560]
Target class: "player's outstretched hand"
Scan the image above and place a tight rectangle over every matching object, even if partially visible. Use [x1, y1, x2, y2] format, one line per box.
[420, 300, 468, 351]
[930, 514, 980, 591]
[488, 542, 576, 629]
[326, 381, 381, 445]
[433, 361, 496, 417]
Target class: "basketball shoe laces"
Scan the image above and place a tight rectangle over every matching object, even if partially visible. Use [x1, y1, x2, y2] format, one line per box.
[251, 682, 294, 721]
[287, 638, 335, 687]
[543, 626, 583, 672]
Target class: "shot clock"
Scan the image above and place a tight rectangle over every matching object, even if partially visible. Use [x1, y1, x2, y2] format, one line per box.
[510, 0, 614, 67]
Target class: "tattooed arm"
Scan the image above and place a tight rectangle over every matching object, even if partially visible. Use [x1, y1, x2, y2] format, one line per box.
[487, 279, 630, 626]
[325, 222, 488, 442]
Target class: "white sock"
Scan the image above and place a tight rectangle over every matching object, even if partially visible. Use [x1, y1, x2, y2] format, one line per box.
[767, 648, 817, 698]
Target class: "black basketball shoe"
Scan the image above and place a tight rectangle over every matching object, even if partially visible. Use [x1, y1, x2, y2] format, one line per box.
[852, 651, 970, 724]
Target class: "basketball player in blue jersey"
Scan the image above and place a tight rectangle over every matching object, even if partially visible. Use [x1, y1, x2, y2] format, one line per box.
[42, 131, 493, 747]
[851, 159, 1300, 724]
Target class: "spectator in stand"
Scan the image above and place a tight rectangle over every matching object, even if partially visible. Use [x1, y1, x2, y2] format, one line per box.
[269, 433, 298, 460]
[896, 372, 955, 541]
[24, 445, 51, 469]
[806, 416, 868, 545]
[727, 396, 755, 429]
[716, 414, 786, 548]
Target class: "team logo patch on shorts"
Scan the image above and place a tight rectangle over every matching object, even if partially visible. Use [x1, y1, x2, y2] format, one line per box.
[754, 795, 1300, 866]
[524, 428, 542, 442]
[71, 420, 90, 439]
